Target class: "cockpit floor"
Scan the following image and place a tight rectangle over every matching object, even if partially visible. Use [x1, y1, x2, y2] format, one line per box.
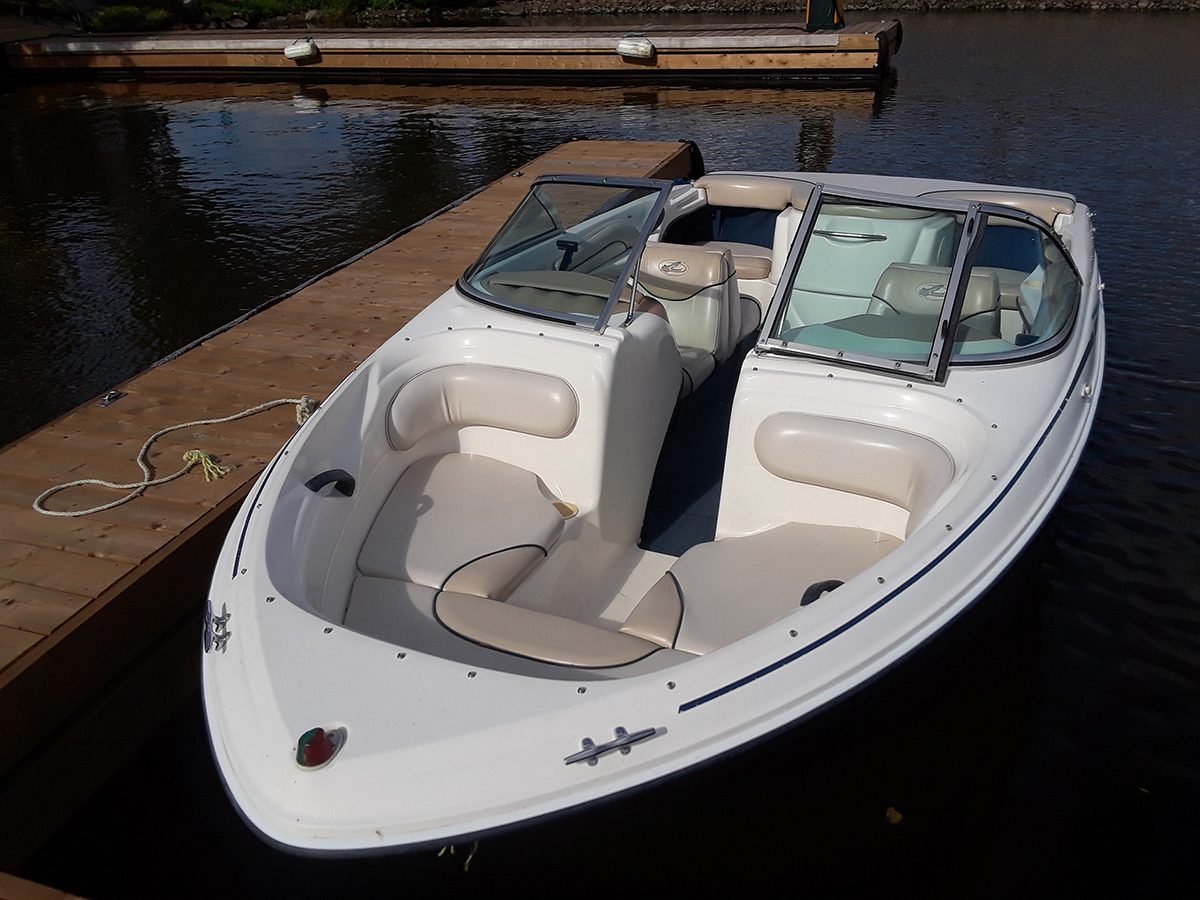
[640, 335, 755, 556]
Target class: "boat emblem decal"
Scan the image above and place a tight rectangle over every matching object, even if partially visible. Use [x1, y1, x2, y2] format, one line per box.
[203, 601, 232, 654]
[658, 260, 688, 276]
[917, 282, 947, 300]
[565, 726, 659, 765]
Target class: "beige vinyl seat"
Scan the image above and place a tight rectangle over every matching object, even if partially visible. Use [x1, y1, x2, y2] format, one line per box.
[638, 242, 743, 396]
[344, 363, 687, 668]
[358, 451, 687, 668]
[868, 263, 1003, 338]
[434, 572, 686, 668]
[643, 413, 956, 655]
[693, 175, 813, 284]
[357, 453, 566, 600]
[753, 413, 956, 539]
[665, 522, 901, 654]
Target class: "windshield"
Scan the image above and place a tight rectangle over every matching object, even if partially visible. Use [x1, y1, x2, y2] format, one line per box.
[764, 192, 1080, 378]
[462, 178, 669, 328]
[963, 211, 1080, 354]
[767, 195, 967, 372]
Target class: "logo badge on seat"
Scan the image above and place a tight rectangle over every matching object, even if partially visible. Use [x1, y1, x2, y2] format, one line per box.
[917, 282, 947, 300]
[659, 261, 688, 276]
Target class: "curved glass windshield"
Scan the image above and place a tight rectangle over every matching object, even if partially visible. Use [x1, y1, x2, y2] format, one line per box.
[765, 193, 1081, 378]
[770, 196, 968, 367]
[462, 178, 668, 327]
[962, 212, 1080, 355]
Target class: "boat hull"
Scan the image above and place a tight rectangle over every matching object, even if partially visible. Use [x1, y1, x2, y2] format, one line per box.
[202, 170, 1104, 854]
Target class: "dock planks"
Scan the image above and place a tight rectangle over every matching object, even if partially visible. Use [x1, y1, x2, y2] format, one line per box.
[0, 870, 87, 900]
[3, 21, 901, 86]
[0, 139, 694, 869]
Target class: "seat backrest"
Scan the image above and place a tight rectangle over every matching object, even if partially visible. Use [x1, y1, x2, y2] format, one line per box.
[387, 364, 578, 451]
[639, 242, 741, 363]
[695, 175, 813, 212]
[873, 263, 1001, 335]
[696, 175, 813, 287]
[754, 412, 955, 537]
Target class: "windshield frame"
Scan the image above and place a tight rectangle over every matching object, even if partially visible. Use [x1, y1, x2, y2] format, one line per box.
[458, 173, 675, 333]
[757, 185, 1082, 382]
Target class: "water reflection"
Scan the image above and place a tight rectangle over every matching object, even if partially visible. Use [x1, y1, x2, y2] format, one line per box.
[0, 80, 878, 447]
[796, 112, 835, 171]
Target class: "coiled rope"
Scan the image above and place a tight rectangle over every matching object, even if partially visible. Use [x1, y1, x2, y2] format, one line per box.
[33, 396, 320, 518]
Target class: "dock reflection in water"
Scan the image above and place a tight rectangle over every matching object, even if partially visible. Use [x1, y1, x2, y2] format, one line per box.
[0, 79, 877, 450]
[5, 10, 1200, 897]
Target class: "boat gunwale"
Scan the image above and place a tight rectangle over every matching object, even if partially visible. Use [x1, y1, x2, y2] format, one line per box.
[680, 306, 1102, 711]
[202, 299, 1104, 850]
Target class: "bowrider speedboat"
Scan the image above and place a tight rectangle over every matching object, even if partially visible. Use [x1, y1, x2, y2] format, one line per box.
[202, 169, 1104, 853]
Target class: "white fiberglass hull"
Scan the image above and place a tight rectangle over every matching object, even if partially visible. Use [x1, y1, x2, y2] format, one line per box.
[203, 171, 1104, 853]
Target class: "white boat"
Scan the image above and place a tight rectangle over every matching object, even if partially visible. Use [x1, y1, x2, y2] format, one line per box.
[202, 169, 1104, 853]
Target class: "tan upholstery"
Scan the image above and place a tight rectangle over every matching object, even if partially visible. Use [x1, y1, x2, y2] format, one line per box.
[639, 242, 741, 365]
[692, 179, 810, 287]
[358, 454, 564, 596]
[695, 175, 814, 212]
[754, 413, 955, 537]
[972, 266, 1029, 311]
[872, 264, 1002, 335]
[695, 241, 772, 280]
[740, 295, 763, 334]
[387, 364, 578, 451]
[435, 591, 662, 668]
[678, 346, 716, 398]
[670, 522, 902, 654]
[442, 546, 547, 602]
[639, 242, 735, 302]
[619, 573, 684, 648]
[920, 189, 1076, 227]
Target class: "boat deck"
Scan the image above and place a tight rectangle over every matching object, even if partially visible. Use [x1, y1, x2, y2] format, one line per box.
[2, 20, 901, 86]
[0, 139, 695, 870]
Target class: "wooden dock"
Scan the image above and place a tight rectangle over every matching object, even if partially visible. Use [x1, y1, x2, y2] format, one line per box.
[2, 21, 901, 86]
[0, 139, 695, 873]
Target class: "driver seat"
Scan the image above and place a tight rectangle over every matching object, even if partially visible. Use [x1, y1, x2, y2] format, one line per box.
[638, 242, 742, 396]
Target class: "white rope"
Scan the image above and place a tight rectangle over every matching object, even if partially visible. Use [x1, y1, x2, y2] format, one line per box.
[33, 396, 320, 517]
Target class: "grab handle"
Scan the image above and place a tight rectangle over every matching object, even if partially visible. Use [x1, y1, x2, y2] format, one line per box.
[813, 230, 887, 242]
[800, 579, 843, 607]
[304, 468, 355, 497]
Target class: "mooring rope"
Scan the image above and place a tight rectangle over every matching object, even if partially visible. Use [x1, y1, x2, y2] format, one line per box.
[33, 396, 320, 517]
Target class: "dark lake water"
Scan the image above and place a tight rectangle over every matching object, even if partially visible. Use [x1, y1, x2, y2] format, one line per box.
[5, 9, 1200, 897]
